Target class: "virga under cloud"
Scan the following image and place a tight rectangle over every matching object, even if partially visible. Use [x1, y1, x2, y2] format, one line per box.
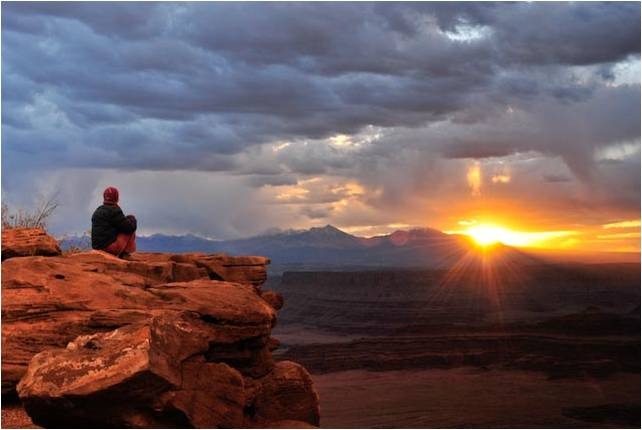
[2, 2, 640, 250]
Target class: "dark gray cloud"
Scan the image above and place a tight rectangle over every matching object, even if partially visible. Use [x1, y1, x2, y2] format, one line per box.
[543, 174, 572, 184]
[1, 2, 640, 238]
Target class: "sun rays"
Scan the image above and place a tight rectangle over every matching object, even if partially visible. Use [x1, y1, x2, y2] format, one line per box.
[446, 222, 579, 249]
[427, 238, 540, 327]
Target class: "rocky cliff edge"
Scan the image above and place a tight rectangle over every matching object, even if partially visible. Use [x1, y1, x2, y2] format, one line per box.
[1, 228, 320, 428]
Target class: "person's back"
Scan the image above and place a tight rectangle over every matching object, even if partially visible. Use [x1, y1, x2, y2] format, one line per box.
[91, 186, 137, 257]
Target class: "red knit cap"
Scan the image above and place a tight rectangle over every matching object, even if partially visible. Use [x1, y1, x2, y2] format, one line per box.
[103, 186, 119, 205]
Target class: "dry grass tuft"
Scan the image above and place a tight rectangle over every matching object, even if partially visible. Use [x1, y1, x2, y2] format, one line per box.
[1, 195, 59, 231]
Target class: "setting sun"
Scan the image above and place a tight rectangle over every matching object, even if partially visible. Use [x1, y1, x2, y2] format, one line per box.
[448, 223, 579, 248]
[465, 225, 511, 246]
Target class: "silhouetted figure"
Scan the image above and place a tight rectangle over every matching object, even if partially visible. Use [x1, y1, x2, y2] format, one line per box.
[91, 186, 137, 258]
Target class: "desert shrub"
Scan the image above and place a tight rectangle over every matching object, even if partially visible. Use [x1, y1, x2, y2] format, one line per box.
[1, 195, 59, 231]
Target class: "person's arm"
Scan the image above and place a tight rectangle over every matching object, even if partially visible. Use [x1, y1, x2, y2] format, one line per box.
[111, 207, 136, 233]
[126, 214, 137, 231]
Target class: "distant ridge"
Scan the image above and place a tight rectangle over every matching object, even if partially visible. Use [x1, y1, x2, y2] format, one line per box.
[60, 225, 639, 272]
[60, 225, 473, 270]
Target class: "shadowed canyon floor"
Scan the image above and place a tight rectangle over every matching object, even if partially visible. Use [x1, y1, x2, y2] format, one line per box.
[270, 263, 640, 428]
[313, 368, 639, 428]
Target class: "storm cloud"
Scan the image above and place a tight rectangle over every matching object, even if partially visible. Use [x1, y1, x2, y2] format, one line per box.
[1, 2, 640, 242]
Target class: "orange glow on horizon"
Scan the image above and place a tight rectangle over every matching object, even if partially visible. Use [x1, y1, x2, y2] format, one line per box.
[266, 175, 640, 253]
[446, 223, 579, 249]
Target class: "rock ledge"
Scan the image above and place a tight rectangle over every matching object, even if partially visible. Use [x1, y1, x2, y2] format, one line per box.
[2, 228, 319, 428]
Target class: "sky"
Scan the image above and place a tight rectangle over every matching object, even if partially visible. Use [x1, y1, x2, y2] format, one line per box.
[2, 2, 640, 251]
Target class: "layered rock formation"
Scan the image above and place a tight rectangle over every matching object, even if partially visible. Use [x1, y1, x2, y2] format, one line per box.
[2, 228, 319, 428]
[2, 227, 62, 260]
[271, 266, 639, 382]
[273, 265, 641, 334]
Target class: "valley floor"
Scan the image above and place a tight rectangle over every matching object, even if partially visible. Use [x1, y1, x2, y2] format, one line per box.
[272, 263, 640, 428]
[313, 368, 640, 428]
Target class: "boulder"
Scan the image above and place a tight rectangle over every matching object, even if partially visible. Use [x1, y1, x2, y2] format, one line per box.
[18, 313, 246, 428]
[1, 228, 61, 260]
[261, 290, 285, 310]
[162, 358, 245, 428]
[245, 361, 320, 427]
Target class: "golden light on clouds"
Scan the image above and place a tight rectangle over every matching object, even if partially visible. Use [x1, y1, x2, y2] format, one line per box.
[458, 219, 478, 226]
[329, 134, 352, 147]
[591, 219, 641, 251]
[342, 223, 415, 237]
[466, 162, 482, 196]
[266, 166, 640, 254]
[275, 186, 308, 201]
[271, 142, 291, 152]
[491, 174, 511, 184]
[331, 182, 365, 197]
[602, 220, 641, 229]
[273, 177, 321, 202]
[596, 232, 641, 240]
[271, 178, 366, 214]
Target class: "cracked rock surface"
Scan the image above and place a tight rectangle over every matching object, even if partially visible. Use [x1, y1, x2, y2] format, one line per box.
[2, 228, 319, 428]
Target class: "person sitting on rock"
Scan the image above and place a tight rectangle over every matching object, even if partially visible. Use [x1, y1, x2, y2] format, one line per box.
[91, 186, 137, 258]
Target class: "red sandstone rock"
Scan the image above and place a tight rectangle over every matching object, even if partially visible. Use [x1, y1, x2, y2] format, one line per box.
[267, 419, 319, 428]
[133, 252, 269, 286]
[268, 337, 281, 351]
[261, 290, 285, 310]
[2, 231, 319, 428]
[18, 313, 246, 428]
[245, 361, 321, 427]
[162, 358, 246, 428]
[194, 256, 269, 286]
[204, 335, 275, 378]
[2, 249, 275, 393]
[1, 228, 61, 260]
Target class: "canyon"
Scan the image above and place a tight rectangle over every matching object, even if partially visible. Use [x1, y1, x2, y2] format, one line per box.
[270, 262, 640, 427]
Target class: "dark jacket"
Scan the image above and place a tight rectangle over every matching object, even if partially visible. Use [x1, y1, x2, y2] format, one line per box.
[91, 204, 137, 250]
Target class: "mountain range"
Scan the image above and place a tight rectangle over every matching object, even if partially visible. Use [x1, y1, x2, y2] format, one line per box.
[61, 225, 486, 272]
[61, 225, 638, 272]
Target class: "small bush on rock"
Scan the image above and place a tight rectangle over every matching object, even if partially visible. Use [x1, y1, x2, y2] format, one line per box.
[2, 195, 59, 231]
